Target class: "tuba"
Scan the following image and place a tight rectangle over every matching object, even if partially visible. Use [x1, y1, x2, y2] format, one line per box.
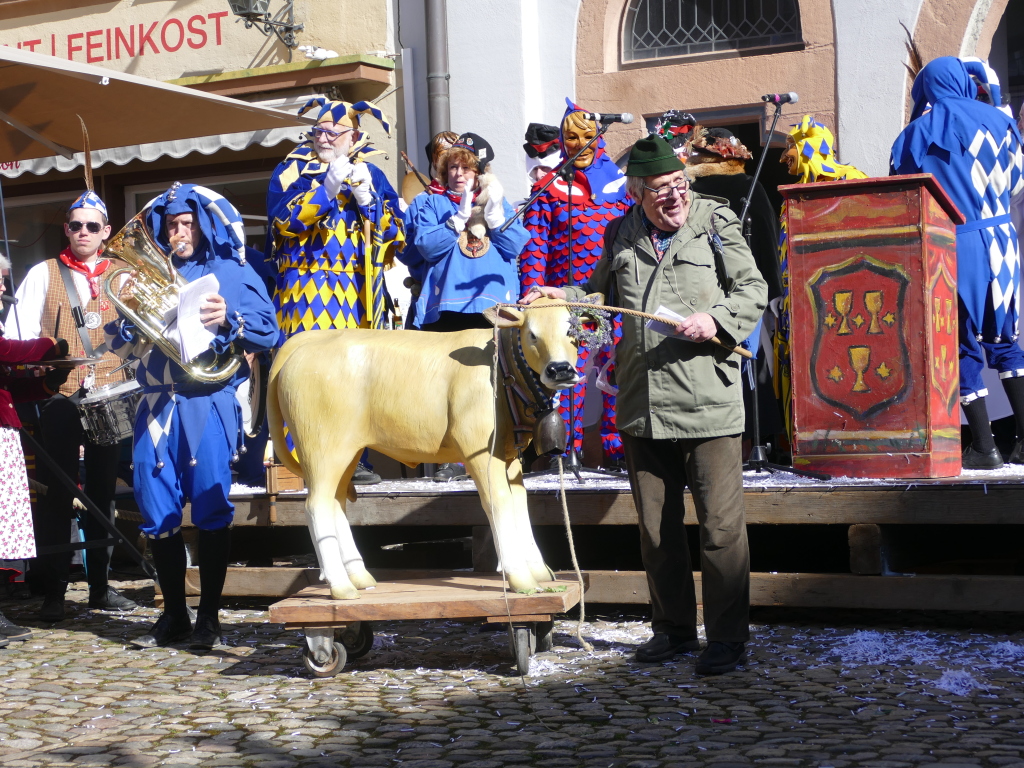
[103, 208, 241, 384]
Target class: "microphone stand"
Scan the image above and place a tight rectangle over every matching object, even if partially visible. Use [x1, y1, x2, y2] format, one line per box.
[738, 100, 830, 481]
[505, 124, 623, 482]
[499, 123, 612, 232]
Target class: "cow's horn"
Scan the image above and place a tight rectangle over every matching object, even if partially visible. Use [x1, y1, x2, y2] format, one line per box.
[484, 304, 524, 328]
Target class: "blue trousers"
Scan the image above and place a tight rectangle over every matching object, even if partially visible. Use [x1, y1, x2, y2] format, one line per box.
[133, 405, 235, 538]
[960, 307, 1024, 403]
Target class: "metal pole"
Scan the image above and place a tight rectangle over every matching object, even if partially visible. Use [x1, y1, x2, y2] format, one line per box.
[425, 0, 450, 136]
[0, 174, 21, 338]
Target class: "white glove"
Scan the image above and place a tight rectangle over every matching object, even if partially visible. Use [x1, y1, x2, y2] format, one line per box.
[483, 178, 505, 229]
[349, 161, 374, 207]
[324, 156, 353, 199]
[450, 187, 474, 233]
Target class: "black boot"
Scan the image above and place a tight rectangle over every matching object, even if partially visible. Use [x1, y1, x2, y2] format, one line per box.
[0, 610, 32, 641]
[191, 527, 230, 650]
[635, 633, 701, 662]
[696, 641, 747, 675]
[353, 462, 382, 485]
[89, 586, 139, 611]
[132, 532, 191, 648]
[962, 397, 1004, 469]
[1002, 377, 1024, 463]
[38, 580, 67, 623]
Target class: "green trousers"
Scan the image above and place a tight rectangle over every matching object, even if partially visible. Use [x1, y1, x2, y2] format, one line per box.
[622, 432, 750, 643]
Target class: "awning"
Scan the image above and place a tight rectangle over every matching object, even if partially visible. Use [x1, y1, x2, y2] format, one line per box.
[0, 45, 312, 164]
[0, 124, 306, 179]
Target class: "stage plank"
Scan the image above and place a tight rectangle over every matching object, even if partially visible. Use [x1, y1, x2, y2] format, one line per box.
[177, 567, 1024, 613]
[174, 484, 1024, 529]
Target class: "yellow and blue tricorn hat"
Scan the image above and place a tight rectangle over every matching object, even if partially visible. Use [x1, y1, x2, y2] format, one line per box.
[787, 115, 866, 183]
[298, 97, 392, 161]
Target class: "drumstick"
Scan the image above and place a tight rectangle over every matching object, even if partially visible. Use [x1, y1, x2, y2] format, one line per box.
[107, 359, 132, 376]
[54, 303, 61, 339]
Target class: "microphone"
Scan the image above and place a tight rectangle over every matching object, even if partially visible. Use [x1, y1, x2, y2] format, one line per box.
[0, 295, 15, 305]
[579, 111, 634, 125]
[761, 92, 799, 105]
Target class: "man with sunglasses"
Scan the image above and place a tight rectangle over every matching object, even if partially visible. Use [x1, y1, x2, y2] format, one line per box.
[265, 97, 404, 485]
[522, 135, 767, 675]
[9, 190, 138, 621]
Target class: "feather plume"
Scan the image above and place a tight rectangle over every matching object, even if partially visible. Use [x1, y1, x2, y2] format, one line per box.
[77, 114, 93, 192]
[901, 20, 924, 81]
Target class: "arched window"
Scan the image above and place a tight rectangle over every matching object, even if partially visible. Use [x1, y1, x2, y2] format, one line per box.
[624, 0, 802, 62]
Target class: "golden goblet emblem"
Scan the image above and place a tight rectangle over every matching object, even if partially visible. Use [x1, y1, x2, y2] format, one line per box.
[849, 345, 871, 392]
[865, 291, 884, 335]
[834, 290, 853, 335]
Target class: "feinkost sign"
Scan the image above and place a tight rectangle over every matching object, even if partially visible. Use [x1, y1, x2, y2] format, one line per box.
[7, 12, 230, 61]
[0, 0, 288, 81]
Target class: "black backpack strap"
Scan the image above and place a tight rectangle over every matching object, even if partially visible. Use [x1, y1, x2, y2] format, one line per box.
[55, 259, 95, 357]
[706, 210, 733, 298]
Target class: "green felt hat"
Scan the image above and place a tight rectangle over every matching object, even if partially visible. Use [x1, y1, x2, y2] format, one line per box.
[625, 134, 687, 177]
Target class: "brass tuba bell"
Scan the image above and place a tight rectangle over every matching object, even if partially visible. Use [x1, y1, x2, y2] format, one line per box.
[103, 208, 241, 384]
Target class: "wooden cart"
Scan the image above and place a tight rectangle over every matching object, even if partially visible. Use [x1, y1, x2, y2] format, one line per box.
[268, 572, 582, 677]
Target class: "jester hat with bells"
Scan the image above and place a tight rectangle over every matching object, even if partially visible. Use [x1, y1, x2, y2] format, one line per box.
[787, 115, 866, 183]
[298, 97, 392, 163]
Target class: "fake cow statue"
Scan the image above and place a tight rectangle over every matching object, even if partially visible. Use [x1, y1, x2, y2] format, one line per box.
[267, 297, 597, 599]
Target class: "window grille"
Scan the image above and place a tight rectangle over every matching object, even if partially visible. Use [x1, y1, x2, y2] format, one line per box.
[624, 0, 802, 61]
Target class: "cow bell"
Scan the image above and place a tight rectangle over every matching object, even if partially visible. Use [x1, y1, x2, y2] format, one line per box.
[533, 408, 567, 456]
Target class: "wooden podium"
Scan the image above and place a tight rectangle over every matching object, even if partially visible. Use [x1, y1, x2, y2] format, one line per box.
[781, 174, 965, 478]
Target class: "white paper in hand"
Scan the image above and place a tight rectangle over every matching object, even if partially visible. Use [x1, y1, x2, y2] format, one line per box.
[645, 304, 695, 342]
[173, 273, 220, 364]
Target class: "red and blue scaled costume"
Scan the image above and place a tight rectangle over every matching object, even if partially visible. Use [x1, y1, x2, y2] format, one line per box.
[519, 99, 630, 463]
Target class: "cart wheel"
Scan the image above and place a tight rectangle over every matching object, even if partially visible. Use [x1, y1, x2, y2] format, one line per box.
[508, 625, 536, 676]
[336, 621, 374, 660]
[303, 641, 347, 677]
[535, 620, 554, 653]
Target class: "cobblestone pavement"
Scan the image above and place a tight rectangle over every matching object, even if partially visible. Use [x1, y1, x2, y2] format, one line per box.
[3, 578, 1024, 767]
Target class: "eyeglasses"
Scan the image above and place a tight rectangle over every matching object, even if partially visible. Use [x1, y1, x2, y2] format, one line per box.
[643, 179, 689, 201]
[311, 126, 352, 141]
[68, 221, 103, 234]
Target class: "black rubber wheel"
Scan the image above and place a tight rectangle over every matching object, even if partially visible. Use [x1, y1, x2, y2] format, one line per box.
[336, 621, 374, 660]
[510, 625, 535, 676]
[535, 620, 554, 653]
[302, 641, 347, 677]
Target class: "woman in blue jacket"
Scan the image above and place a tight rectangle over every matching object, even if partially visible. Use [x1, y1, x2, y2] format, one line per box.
[404, 133, 528, 331]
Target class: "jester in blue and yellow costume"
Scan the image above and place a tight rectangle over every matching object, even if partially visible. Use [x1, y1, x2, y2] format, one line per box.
[106, 183, 279, 649]
[775, 116, 867, 434]
[266, 97, 404, 341]
[520, 99, 630, 464]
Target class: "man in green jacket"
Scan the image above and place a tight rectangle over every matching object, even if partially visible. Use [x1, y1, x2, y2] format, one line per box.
[522, 135, 766, 674]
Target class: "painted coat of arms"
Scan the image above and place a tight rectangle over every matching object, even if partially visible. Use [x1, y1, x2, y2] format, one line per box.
[807, 256, 911, 420]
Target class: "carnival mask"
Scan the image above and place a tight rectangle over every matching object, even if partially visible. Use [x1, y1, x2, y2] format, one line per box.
[562, 112, 598, 169]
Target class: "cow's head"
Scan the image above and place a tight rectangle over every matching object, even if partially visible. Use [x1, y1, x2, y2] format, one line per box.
[485, 296, 602, 390]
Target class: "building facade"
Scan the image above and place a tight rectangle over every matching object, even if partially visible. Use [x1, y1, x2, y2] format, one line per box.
[0, 0, 398, 287]
[1, 0, 1021, 285]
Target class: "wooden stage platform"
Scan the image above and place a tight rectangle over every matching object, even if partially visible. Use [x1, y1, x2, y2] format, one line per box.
[131, 468, 1024, 614]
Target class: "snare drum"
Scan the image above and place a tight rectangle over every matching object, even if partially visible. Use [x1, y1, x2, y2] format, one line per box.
[78, 380, 142, 446]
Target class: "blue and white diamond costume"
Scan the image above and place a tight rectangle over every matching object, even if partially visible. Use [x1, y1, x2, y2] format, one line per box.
[891, 57, 1024, 402]
[105, 184, 279, 538]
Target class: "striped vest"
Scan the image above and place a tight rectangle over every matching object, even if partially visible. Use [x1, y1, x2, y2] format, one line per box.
[39, 258, 127, 396]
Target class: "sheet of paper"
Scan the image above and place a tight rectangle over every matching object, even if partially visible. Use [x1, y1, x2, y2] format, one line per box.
[645, 304, 694, 341]
[173, 273, 220, 364]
